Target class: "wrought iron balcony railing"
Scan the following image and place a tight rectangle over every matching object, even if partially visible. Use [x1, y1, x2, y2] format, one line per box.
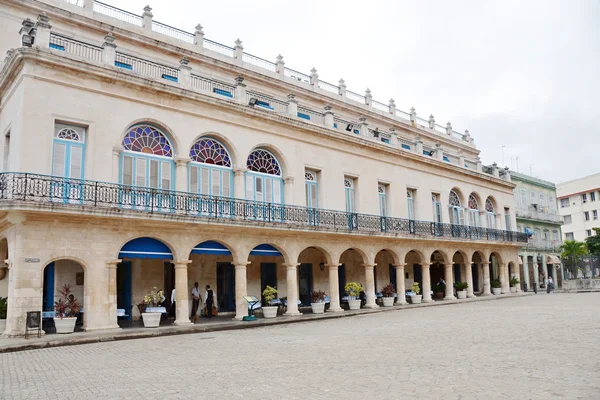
[0, 173, 528, 243]
[515, 206, 563, 224]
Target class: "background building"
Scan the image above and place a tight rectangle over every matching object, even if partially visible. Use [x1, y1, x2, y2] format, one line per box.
[0, 0, 525, 337]
[510, 171, 563, 289]
[557, 173, 600, 242]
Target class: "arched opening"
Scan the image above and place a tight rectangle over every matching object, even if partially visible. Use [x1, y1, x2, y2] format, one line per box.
[338, 249, 367, 308]
[297, 247, 331, 307]
[189, 240, 235, 319]
[189, 137, 233, 199]
[485, 197, 497, 229]
[375, 250, 397, 304]
[41, 259, 85, 334]
[245, 148, 283, 212]
[449, 189, 465, 226]
[430, 250, 447, 299]
[467, 193, 481, 227]
[248, 244, 285, 307]
[489, 252, 502, 291]
[471, 251, 485, 293]
[508, 261, 518, 292]
[117, 237, 174, 327]
[405, 250, 424, 294]
[452, 251, 469, 288]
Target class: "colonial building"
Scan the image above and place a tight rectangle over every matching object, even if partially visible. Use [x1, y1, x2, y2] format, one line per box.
[509, 170, 563, 289]
[0, 0, 526, 336]
[557, 173, 600, 242]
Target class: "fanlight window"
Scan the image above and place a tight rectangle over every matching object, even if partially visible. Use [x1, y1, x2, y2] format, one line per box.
[485, 198, 495, 213]
[247, 149, 281, 176]
[123, 125, 172, 157]
[449, 190, 461, 207]
[56, 128, 82, 142]
[378, 185, 386, 194]
[468, 194, 479, 210]
[190, 138, 231, 167]
[344, 178, 354, 188]
[305, 171, 316, 181]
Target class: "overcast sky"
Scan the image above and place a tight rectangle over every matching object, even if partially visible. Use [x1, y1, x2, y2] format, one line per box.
[104, 0, 599, 183]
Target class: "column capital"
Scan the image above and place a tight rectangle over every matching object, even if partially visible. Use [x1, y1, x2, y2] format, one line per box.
[174, 260, 191, 268]
[283, 175, 294, 184]
[422, 262, 432, 268]
[112, 146, 122, 156]
[175, 158, 190, 167]
[234, 262, 251, 269]
[233, 167, 247, 176]
[362, 263, 376, 269]
[482, 261, 491, 266]
[444, 263, 453, 268]
[393, 263, 407, 269]
[325, 263, 340, 270]
[106, 259, 121, 268]
[283, 263, 300, 270]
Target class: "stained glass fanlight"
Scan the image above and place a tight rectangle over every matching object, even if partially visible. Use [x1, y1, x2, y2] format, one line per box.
[56, 128, 81, 142]
[449, 190, 461, 207]
[485, 198, 495, 213]
[122, 125, 173, 157]
[247, 149, 281, 176]
[468, 194, 479, 210]
[190, 138, 231, 167]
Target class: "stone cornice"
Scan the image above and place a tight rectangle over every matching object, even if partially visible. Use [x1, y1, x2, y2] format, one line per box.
[0, 48, 514, 191]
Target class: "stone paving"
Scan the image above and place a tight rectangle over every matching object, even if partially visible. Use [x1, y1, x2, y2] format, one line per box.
[0, 293, 598, 399]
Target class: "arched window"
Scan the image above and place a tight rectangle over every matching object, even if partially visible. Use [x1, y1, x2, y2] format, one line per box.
[448, 190, 464, 225]
[520, 189, 527, 206]
[189, 137, 232, 197]
[121, 124, 174, 189]
[485, 197, 496, 229]
[53, 125, 85, 179]
[467, 194, 481, 227]
[245, 149, 283, 204]
[305, 170, 318, 208]
[530, 190, 537, 204]
[552, 230, 559, 241]
[543, 229, 549, 240]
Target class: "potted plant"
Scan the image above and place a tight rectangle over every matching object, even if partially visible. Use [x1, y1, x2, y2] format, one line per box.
[345, 282, 364, 310]
[53, 284, 81, 334]
[454, 282, 468, 299]
[491, 280, 502, 295]
[380, 283, 396, 307]
[262, 285, 278, 318]
[433, 283, 446, 299]
[0, 297, 7, 334]
[142, 287, 164, 328]
[410, 282, 422, 304]
[310, 290, 327, 314]
[509, 277, 520, 293]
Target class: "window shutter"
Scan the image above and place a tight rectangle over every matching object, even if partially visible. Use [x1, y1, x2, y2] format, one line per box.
[458, 208, 465, 225]
[122, 156, 133, 185]
[265, 178, 273, 203]
[273, 179, 281, 204]
[136, 158, 146, 187]
[245, 175, 254, 200]
[69, 145, 83, 179]
[161, 161, 171, 189]
[310, 184, 317, 208]
[222, 171, 231, 197]
[149, 160, 159, 188]
[189, 166, 198, 193]
[255, 177, 263, 202]
[212, 169, 220, 196]
[201, 167, 209, 195]
[52, 143, 66, 177]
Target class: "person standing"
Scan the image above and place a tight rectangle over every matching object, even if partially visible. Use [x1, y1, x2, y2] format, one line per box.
[204, 285, 216, 319]
[547, 276, 554, 293]
[169, 287, 176, 319]
[191, 282, 200, 321]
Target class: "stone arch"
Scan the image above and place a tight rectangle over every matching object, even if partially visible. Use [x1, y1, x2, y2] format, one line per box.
[187, 238, 242, 265]
[429, 249, 450, 264]
[297, 246, 334, 265]
[116, 235, 180, 262]
[485, 195, 499, 213]
[489, 251, 503, 264]
[189, 132, 240, 168]
[404, 249, 427, 264]
[468, 191, 483, 210]
[247, 143, 290, 177]
[374, 248, 401, 265]
[449, 187, 466, 206]
[472, 250, 485, 263]
[452, 250, 470, 264]
[338, 247, 368, 265]
[121, 118, 180, 158]
[245, 241, 291, 265]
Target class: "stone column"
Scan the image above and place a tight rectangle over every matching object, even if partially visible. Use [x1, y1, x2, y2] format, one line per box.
[233, 39, 243, 65]
[500, 262, 508, 294]
[513, 262, 522, 292]
[174, 260, 192, 325]
[521, 253, 529, 289]
[542, 256, 548, 287]
[465, 263, 475, 298]
[106, 260, 121, 330]
[175, 158, 189, 192]
[482, 262, 491, 295]
[394, 264, 407, 305]
[327, 264, 343, 312]
[283, 176, 294, 205]
[112, 147, 121, 183]
[324, 106, 334, 127]
[284, 263, 301, 316]
[233, 168, 246, 199]
[275, 54, 284, 75]
[234, 263, 249, 320]
[478, 263, 484, 294]
[363, 264, 378, 308]
[444, 263, 455, 300]
[533, 263, 539, 290]
[422, 263, 432, 302]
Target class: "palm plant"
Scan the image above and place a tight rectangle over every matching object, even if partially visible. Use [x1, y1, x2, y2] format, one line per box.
[559, 240, 588, 278]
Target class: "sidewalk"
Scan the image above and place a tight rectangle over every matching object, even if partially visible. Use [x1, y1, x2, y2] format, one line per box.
[0, 292, 533, 353]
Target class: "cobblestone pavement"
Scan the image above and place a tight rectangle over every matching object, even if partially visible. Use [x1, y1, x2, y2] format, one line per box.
[1, 293, 599, 400]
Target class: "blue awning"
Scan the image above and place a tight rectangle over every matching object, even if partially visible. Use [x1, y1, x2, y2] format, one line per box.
[119, 237, 173, 260]
[524, 228, 535, 235]
[250, 244, 282, 257]
[191, 241, 232, 256]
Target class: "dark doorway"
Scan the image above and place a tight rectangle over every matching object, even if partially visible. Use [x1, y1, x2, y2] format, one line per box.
[338, 264, 347, 300]
[413, 264, 422, 289]
[454, 264, 461, 282]
[389, 264, 396, 288]
[298, 263, 313, 306]
[217, 262, 235, 312]
[260, 263, 277, 302]
[43, 263, 55, 312]
[471, 263, 479, 292]
[164, 262, 175, 317]
[116, 261, 132, 320]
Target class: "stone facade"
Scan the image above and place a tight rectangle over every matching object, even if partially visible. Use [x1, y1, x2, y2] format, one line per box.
[0, 0, 525, 336]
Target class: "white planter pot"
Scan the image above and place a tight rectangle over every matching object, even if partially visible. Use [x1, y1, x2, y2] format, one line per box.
[382, 297, 395, 307]
[348, 299, 361, 310]
[510, 286, 517, 293]
[53, 317, 76, 334]
[262, 306, 278, 319]
[492, 287, 502, 295]
[310, 302, 325, 314]
[457, 290, 467, 299]
[410, 294, 422, 304]
[142, 312, 161, 328]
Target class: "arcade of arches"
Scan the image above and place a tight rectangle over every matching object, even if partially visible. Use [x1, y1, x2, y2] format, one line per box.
[0, 221, 521, 337]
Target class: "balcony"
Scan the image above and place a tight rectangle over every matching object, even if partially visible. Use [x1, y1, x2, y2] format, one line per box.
[525, 239, 564, 251]
[0, 173, 528, 244]
[515, 206, 563, 224]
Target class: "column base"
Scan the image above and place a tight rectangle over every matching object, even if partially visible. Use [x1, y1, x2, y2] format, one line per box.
[364, 304, 379, 309]
[174, 320, 192, 326]
[444, 296, 456, 300]
[481, 292, 492, 296]
[397, 301, 408, 305]
[422, 298, 434, 303]
[466, 293, 476, 298]
[83, 325, 121, 332]
[327, 307, 344, 312]
[284, 311, 302, 317]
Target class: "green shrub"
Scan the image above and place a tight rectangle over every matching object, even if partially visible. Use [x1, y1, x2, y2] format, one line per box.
[344, 282, 364, 298]
[262, 285, 278, 303]
[411, 282, 420, 295]
[491, 280, 502, 289]
[509, 277, 520, 286]
[454, 281, 468, 291]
